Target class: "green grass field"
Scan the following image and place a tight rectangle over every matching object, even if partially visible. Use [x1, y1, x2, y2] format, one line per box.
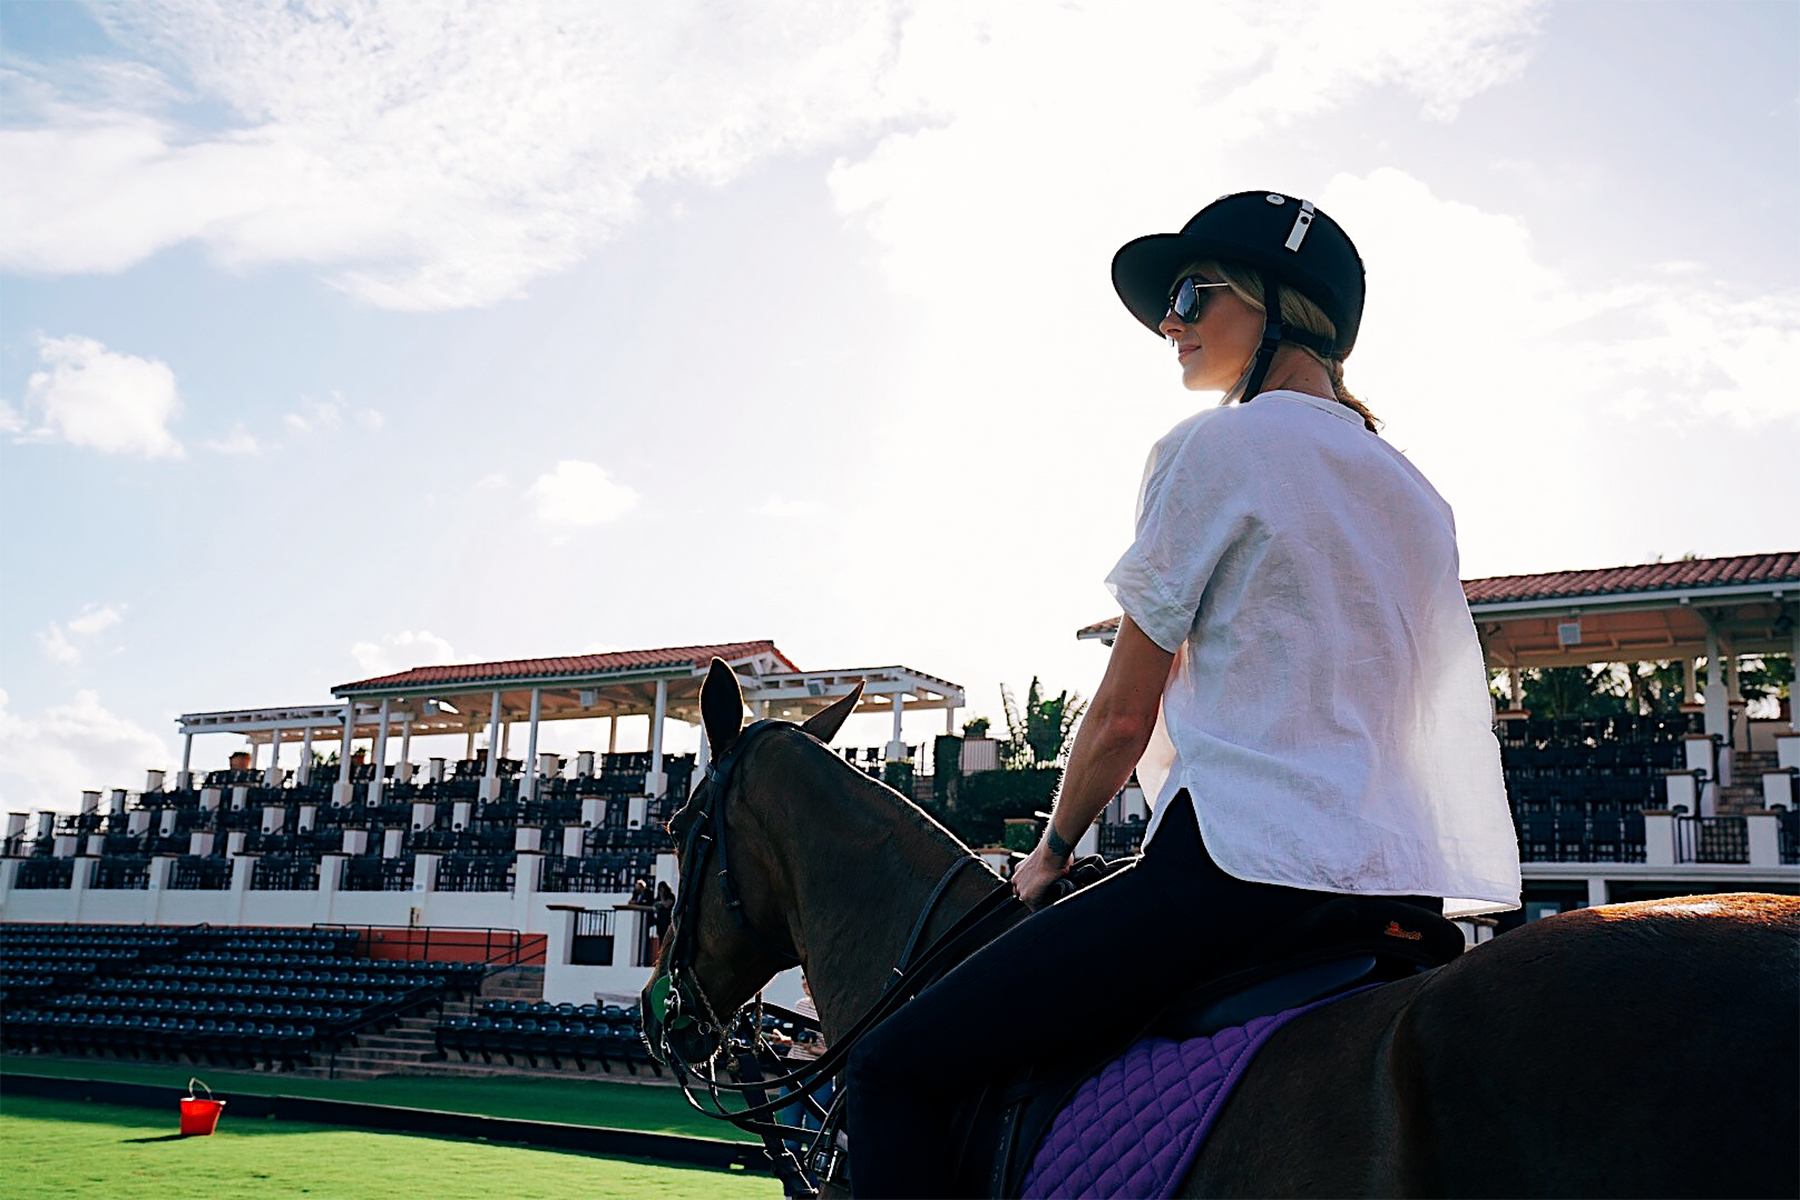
[0, 1054, 751, 1141]
[0, 1094, 781, 1200]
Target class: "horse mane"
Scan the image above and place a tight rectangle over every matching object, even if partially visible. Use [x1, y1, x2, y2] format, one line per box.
[749, 723, 985, 865]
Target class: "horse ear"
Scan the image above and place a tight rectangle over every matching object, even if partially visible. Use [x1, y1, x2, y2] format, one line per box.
[701, 658, 745, 757]
[800, 680, 863, 745]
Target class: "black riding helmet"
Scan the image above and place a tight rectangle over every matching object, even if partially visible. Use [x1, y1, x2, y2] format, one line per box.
[1112, 190, 1366, 399]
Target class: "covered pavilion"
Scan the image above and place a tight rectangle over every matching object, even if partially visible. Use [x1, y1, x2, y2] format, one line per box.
[173, 639, 964, 805]
[1075, 550, 1800, 747]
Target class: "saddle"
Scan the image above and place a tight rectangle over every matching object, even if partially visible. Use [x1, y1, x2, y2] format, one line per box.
[949, 886, 1467, 1199]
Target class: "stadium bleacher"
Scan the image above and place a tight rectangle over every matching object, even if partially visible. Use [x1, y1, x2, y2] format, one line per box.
[433, 999, 658, 1076]
[0, 923, 486, 1071]
[1499, 711, 1697, 863]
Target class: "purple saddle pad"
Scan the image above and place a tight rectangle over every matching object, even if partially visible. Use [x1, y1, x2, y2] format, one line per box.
[1019, 992, 1349, 1199]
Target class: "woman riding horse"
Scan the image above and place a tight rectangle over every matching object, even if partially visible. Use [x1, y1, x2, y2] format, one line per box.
[844, 191, 1524, 1197]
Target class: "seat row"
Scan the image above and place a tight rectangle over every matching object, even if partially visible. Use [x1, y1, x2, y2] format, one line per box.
[1514, 808, 1648, 864]
[476, 999, 638, 1019]
[434, 1013, 659, 1075]
[79, 984, 433, 1012]
[1, 936, 182, 954]
[3, 1011, 319, 1069]
[135, 965, 443, 989]
[23, 995, 368, 1026]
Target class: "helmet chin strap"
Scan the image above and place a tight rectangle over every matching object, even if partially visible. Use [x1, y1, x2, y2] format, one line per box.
[1239, 277, 1284, 402]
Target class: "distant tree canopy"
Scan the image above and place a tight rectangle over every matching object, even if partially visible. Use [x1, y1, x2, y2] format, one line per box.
[1493, 656, 1792, 720]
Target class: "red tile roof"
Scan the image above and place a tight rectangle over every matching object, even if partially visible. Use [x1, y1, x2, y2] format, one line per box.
[336, 640, 800, 694]
[1077, 551, 1799, 638]
[1462, 551, 1798, 606]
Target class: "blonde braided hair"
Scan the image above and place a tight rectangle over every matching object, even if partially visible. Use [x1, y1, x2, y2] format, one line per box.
[1179, 260, 1381, 433]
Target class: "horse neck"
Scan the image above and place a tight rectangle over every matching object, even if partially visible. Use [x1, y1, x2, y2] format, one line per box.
[745, 733, 997, 1044]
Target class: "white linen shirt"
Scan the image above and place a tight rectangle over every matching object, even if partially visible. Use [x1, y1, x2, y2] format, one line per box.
[1107, 391, 1520, 917]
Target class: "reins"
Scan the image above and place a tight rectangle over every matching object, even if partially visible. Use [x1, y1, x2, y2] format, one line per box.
[647, 717, 1022, 1193]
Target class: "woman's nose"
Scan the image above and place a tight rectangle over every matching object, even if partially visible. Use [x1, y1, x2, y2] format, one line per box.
[1158, 309, 1187, 339]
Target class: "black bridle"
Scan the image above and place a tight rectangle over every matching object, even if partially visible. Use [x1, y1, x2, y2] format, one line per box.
[644, 717, 1024, 1194]
[650, 719, 798, 1053]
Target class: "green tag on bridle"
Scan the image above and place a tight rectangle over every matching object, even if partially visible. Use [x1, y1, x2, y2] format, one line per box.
[649, 973, 693, 1031]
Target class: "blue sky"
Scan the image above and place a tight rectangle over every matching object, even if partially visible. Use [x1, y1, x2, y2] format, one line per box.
[2, 0, 1796, 813]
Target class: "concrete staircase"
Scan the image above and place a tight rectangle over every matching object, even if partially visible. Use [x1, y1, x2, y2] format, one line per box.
[1718, 750, 1779, 812]
[291, 966, 543, 1081]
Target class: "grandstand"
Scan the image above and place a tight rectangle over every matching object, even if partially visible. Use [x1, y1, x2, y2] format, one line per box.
[1078, 552, 1800, 926]
[5, 559, 1796, 1075]
[1, 641, 965, 1076]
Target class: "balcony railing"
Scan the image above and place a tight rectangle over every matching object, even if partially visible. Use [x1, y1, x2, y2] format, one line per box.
[433, 855, 515, 893]
[1674, 815, 1748, 865]
[14, 859, 73, 890]
[339, 856, 414, 892]
[169, 855, 232, 890]
[88, 858, 151, 890]
[249, 856, 322, 891]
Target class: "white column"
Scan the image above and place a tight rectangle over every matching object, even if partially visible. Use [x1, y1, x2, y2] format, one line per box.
[335, 702, 356, 806]
[1508, 667, 1523, 710]
[521, 689, 543, 803]
[398, 721, 414, 784]
[607, 716, 619, 753]
[886, 694, 907, 761]
[299, 726, 314, 786]
[501, 720, 513, 759]
[648, 680, 668, 797]
[1684, 657, 1699, 705]
[465, 729, 476, 760]
[249, 740, 261, 769]
[179, 733, 195, 790]
[1704, 627, 1727, 740]
[481, 692, 504, 802]
[946, 705, 957, 734]
[1746, 812, 1781, 867]
[264, 730, 283, 787]
[697, 723, 711, 775]
[370, 698, 393, 806]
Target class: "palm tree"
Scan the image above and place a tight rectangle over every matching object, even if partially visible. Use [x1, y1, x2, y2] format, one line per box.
[1000, 678, 1088, 767]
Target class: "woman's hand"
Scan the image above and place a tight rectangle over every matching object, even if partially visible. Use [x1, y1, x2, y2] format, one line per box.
[1011, 843, 1071, 911]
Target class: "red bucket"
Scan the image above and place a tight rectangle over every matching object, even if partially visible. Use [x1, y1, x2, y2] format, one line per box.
[179, 1078, 225, 1137]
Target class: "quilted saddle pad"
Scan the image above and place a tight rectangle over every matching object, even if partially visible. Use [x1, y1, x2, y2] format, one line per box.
[1019, 992, 1352, 1199]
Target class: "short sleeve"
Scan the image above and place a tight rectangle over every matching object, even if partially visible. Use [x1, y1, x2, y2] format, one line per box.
[1104, 414, 1251, 654]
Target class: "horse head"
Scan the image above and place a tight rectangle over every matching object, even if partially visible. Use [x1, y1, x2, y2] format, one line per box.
[641, 657, 862, 1069]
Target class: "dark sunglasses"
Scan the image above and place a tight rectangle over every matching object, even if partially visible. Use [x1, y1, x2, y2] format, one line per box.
[1166, 276, 1230, 324]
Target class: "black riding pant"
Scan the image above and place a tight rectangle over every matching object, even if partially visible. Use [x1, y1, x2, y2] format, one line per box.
[844, 792, 1388, 1198]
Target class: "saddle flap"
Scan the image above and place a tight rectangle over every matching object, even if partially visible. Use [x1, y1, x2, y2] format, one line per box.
[1155, 954, 1378, 1042]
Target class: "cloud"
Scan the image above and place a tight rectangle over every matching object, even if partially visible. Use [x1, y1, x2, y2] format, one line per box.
[349, 630, 457, 679]
[0, 688, 173, 813]
[203, 423, 260, 455]
[526, 460, 639, 530]
[19, 334, 183, 458]
[38, 603, 127, 666]
[1323, 168, 1800, 430]
[282, 393, 382, 436]
[2, 1, 918, 309]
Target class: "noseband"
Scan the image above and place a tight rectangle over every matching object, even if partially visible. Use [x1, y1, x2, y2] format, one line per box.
[649, 719, 800, 1062]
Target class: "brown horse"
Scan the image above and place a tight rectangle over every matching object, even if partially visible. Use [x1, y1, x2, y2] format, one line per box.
[643, 661, 1800, 1198]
